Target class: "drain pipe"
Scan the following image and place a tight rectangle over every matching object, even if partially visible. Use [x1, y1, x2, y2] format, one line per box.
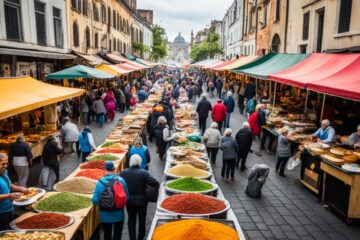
[284, 0, 289, 53]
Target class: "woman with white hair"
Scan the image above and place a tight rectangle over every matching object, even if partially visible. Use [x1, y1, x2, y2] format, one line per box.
[8, 136, 33, 187]
[220, 128, 239, 181]
[313, 119, 335, 144]
[154, 116, 172, 160]
[203, 122, 222, 164]
[235, 122, 253, 171]
[129, 137, 151, 170]
[223, 91, 235, 128]
[120, 154, 160, 240]
[276, 128, 291, 177]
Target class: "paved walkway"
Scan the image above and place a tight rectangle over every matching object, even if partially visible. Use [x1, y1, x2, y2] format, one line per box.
[60, 96, 360, 240]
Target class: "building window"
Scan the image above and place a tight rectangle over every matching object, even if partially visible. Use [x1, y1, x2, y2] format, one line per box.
[53, 7, 63, 48]
[94, 32, 99, 48]
[113, 37, 116, 51]
[338, 0, 352, 33]
[83, 0, 88, 16]
[117, 13, 120, 31]
[71, 0, 81, 12]
[113, 10, 116, 28]
[4, 0, 22, 41]
[123, 19, 126, 32]
[108, 7, 111, 26]
[85, 27, 90, 48]
[271, 34, 281, 53]
[118, 39, 120, 52]
[263, 5, 267, 27]
[101, 34, 107, 49]
[299, 44, 307, 53]
[93, 2, 99, 21]
[101, 4, 106, 23]
[109, 39, 111, 51]
[123, 43, 126, 53]
[35, 0, 47, 45]
[120, 41, 122, 52]
[302, 12, 310, 40]
[73, 22, 79, 47]
[275, 0, 281, 21]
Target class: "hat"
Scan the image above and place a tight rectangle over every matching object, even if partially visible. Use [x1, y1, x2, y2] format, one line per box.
[105, 162, 115, 171]
[83, 127, 91, 132]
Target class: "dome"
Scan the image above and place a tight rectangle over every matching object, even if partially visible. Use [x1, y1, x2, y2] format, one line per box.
[174, 32, 186, 44]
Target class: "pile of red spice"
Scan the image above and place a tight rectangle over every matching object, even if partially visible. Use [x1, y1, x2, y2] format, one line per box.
[161, 193, 226, 214]
[16, 213, 70, 229]
[76, 169, 106, 180]
[95, 149, 126, 154]
[80, 160, 106, 170]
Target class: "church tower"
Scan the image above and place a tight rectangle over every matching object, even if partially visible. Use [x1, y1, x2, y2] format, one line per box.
[190, 30, 194, 48]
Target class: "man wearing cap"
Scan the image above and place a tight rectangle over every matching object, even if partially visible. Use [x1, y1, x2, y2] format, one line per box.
[93, 162, 129, 240]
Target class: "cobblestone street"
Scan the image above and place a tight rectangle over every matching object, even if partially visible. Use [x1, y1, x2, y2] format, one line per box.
[60, 97, 360, 240]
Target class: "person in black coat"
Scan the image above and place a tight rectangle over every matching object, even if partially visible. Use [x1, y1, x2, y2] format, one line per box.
[244, 81, 256, 100]
[196, 94, 212, 135]
[235, 122, 253, 171]
[120, 154, 160, 240]
[42, 136, 62, 185]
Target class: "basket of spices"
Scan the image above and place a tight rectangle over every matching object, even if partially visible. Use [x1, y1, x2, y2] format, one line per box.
[151, 219, 239, 240]
[53, 177, 97, 194]
[33, 192, 92, 213]
[165, 164, 211, 180]
[164, 177, 218, 196]
[0, 230, 65, 240]
[10, 212, 74, 230]
[80, 160, 106, 170]
[158, 193, 230, 219]
[75, 169, 106, 180]
[87, 154, 120, 162]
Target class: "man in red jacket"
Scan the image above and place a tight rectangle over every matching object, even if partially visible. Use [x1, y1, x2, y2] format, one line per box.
[211, 99, 227, 134]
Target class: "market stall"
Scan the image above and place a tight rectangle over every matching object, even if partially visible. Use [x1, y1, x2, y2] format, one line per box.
[0, 76, 84, 159]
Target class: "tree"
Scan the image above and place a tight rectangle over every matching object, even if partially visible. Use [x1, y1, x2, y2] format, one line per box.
[190, 26, 223, 61]
[132, 42, 150, 57]
[150, 24, 168, 62]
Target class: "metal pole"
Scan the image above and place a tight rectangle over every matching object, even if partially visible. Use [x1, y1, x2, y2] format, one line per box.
[273, 82, 277, 106]
[320, 94, 326, 120]
[304, 89, 309, 112]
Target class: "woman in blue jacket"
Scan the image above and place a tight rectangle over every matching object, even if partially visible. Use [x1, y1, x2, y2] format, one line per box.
[129, 137, 151, 170]
[92, 162, 129, 240]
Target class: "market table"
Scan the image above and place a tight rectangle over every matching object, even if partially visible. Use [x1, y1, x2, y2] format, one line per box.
[13, 192, 98, 240]
[299, 149, 323, 197]
[320, 159, 360, 223]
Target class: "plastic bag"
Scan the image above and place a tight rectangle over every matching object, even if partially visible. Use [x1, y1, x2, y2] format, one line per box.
[286, 151, 301, 171]
[187, 135, 201, 143]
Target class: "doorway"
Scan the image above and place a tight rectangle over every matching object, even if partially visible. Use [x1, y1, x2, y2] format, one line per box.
[316, 8, 325, 53]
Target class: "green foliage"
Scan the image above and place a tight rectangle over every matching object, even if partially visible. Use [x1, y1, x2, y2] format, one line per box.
[132, 42, 150, 57]
[150, 24, 168, 61]
[191, 26, 223, 61]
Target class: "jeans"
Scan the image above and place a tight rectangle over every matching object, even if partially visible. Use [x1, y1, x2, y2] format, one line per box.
[276, 156, 290, 175]
[198, 117, 207, 135]
[96, 113, 105, 126]
[236, 151, 249, 170]
[206, 147, 219, 164]
[225, 112, 231, 128]
[221, 158, 236, 178]
[102, 221, 124, 240]
[127, 205, 147, 240]
[0, 211, 13, 231]
[13, 165, 29, 187]
[82, 112, 89, 126]
[81, 152, 91, 163]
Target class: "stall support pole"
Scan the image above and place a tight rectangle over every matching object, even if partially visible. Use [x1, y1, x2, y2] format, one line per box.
[255, 78, 258, 100]
[320, 94, 326, 120]
[273, 82, 277, 106]
[304, 90, 309, 112]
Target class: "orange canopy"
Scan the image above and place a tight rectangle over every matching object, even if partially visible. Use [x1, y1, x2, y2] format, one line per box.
[0, 76, 84, 119]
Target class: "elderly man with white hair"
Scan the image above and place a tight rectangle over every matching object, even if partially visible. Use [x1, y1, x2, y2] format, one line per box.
[235, 122, 253, 171]
[203, 122, 222, 164]
[196, 93, 213, 135]
[120, 154, 160, 240]
[313, 119, 335, 144]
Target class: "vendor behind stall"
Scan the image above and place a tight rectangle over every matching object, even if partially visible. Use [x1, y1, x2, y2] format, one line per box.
[345, 124, 360, 149]
[313, 119, 335, 144]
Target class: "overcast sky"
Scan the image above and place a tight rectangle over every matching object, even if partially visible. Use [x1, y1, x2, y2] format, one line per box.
[138, 0, 233, 42]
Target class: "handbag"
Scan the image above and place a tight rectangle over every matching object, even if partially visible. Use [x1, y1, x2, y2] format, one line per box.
[146, 185, 159, 203]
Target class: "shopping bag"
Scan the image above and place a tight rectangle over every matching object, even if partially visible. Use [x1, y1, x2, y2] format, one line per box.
[286, 151, 301, 171]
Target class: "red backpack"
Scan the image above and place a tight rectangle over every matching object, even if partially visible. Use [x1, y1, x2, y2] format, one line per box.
[99, 179, 127, 211]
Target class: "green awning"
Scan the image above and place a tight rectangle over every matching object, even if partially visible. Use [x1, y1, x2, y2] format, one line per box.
[232, 53, 309, 79]
[124, 53, 137, 61]
[45, 65, 114, 80]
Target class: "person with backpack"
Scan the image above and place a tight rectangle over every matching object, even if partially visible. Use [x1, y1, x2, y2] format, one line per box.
[120, 154, 160, 240]
[92, 162, 129, 240]
[78, 127, 96, 163]
[208, 80, 215, 97]
[245, 96, 257, 117]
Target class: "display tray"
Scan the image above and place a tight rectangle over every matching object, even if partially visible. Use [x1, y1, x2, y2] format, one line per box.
[0, 230, 65, 240]
[148, 218, 239, 239]
[13, 188, 46, 206]
[164, 169, 212, 181]
[157, 195, 230, 219]
[10, 213, 75, 231]
[163, 179, 219, 197]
